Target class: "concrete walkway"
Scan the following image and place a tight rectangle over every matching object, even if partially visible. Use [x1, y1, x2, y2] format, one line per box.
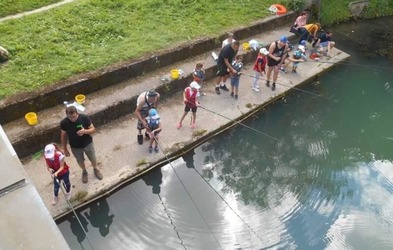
[8, 25, 350, 219]
[0, 0, 76, 23]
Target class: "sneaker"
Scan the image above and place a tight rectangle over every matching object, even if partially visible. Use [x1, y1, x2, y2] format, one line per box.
[93, 168, 103, 180]
[230, 92, 234, 97]
[234, 95, 238, 99]
[149, 146, 153, 153]
[137, 134, 143, 145]
[272, 83, 276, 91]
[66, 190, 72, 200]
[220, 84, 229, 91]
[280, 67, 287, 73]
[82, 170, 88, 183]
[176, 123, 182, 129]
[266, 81, 270, 87]
[52, 196, 58, 205]
[252, 87, 260, 92]
[190, 123, 197, 129]
[154, 146, 159, 153]
[215, 87, 220, 95]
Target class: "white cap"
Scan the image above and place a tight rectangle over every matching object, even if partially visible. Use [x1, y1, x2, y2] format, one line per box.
[44, 144, 56, 159]
[259, 48, 269, 55]
[298, 45, 305, 52]
[190, 81, 201, 89]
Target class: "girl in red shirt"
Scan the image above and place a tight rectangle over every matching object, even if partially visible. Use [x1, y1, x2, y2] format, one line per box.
[44, 143, 71, 205]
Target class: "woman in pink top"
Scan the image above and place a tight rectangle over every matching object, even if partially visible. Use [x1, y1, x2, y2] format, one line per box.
[294, 11, 308, 32]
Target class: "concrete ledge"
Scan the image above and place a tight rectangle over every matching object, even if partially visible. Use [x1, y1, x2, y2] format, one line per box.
[0, 12, 296, 124]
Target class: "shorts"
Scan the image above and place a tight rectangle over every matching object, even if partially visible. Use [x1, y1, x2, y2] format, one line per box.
[185, 105, 197, 113]
[71, 142, 97, 165]
[320, 41, 329, 47]
[231, 77, 240, 87]
[267, 57, 280, 67]
[293, 61, 300, 67]
[148, 130, 161, 139]
[216, 64, 229, 77]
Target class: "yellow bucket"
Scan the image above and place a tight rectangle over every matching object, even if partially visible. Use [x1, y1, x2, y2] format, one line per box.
[242, 42, 250, 51]
[75, 94, 86, 104]
[25, 112, 38, 126]
[171, 69, 180, 80]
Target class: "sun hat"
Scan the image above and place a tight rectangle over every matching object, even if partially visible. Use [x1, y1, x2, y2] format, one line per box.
[190, 81, 201, 89]
[280, 36, 289, 43]
[147, 89, 158, 97]
[259, 48, 269, 55]
[149, 108, 159, 119]
[298, 45, 305, 52]
[44, 144, 56, 159]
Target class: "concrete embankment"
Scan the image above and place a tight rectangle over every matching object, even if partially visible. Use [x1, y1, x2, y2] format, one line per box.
[12, 23, 350, 220]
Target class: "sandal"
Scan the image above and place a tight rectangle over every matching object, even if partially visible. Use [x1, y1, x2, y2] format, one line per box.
[176, 123, 182, 129]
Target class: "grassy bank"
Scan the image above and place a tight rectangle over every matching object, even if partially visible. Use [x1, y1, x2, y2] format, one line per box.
[0, 0, 62, 17]
[321, 0, 393, 25]
[0, 0, 283, 99]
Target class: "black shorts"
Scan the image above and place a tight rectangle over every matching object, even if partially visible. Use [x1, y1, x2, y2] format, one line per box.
[267, 57, 281, 67]
[216, 64, 229, 77]
[185, 105, 197, 113]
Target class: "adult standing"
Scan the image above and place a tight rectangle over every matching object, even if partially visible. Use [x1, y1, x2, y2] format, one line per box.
[135, 89, 160, 144]
[214, 41, 240, 95]
[266, 36, 289, 91]
[61, 106, 103, 183]
[221, 32, 236, 48]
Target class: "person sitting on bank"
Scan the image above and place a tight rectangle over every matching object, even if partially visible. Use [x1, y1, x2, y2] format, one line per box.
[292, 11, 308, 33]
[44, 143, 71, 205]
[0, 45, 9, 63]
[222, 32, 236, 48]
[145, 108, 162, 153]
[177, 81, 201, 129]
[135, 89, 160, 145]
[313, 31, 335, 57]
[299, 23, 321, 43]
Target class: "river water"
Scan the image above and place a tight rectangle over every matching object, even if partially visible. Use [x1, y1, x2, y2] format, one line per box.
[57, 17, 393, 250]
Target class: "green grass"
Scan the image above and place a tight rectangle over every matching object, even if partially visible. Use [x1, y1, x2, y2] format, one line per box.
[0, 0, 281, 99]
[0, 0, 62, 17]
[321, 0, 393, 25]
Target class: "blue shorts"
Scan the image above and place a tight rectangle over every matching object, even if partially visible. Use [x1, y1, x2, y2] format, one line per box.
[231, 77, 240, 87]
[320, 41, 329, 47]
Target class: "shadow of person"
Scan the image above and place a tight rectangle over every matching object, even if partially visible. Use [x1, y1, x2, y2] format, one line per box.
[141, 167, 163, 194]
[182, 149, 196, 169]
[84, 199, 115, 237]
[69, 211, 89, 244]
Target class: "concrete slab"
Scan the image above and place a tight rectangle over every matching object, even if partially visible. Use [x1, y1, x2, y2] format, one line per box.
[18, 35, 350, 219]
[0, 127, 70, 249]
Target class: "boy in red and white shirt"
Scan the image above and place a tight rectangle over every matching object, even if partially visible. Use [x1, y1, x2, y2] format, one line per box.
[176, 81, 201, 129]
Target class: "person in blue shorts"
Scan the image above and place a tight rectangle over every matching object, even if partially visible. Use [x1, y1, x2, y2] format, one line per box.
[313, 31, 335, 56]
[230, 55, 243, 99]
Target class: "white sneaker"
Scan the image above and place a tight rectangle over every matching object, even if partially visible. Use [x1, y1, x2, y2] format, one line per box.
[52, 196, 58, 205]
[66, 190, 72, 200]
[252, 87, 260, 92]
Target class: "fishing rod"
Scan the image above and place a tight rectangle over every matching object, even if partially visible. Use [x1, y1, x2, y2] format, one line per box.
[151, 135, 224, 250]
[50, 172, 95, 250]
[302, 59, 393, 74]
[240, 73, 330, 100]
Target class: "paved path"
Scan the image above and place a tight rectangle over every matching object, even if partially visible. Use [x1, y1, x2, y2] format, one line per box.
[0, 0, 75, 23]
[6, 24, 350, 219]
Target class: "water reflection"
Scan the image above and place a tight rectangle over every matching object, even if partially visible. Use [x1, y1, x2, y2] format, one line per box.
[68, 211, 89, 243]
[84, 199, 114, 237]
[141, 167, 163, 194]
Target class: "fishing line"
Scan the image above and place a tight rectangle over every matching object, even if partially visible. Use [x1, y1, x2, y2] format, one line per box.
[51, 173, 95, 250]
[157, 137, 264, 244]
[157, 193, 186, 250]
[152, 136, 224, 250]
[240, 73, 330, 100]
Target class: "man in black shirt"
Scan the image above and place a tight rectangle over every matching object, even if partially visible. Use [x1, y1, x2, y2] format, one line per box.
[214, 41, 240, 95]
[60, 106, 103, 183]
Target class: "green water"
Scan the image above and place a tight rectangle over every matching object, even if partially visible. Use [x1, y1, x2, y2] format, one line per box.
[58, 17, 393, 249]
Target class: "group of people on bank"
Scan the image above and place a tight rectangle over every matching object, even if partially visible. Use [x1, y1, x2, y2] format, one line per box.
[43, 10, 336, 206]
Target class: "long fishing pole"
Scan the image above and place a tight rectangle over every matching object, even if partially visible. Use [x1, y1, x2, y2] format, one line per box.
[152, 135, 224, 250]
[239, 73, 330, 100]
[51, 172, 95, 250]
[302, 59, 393, 74]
